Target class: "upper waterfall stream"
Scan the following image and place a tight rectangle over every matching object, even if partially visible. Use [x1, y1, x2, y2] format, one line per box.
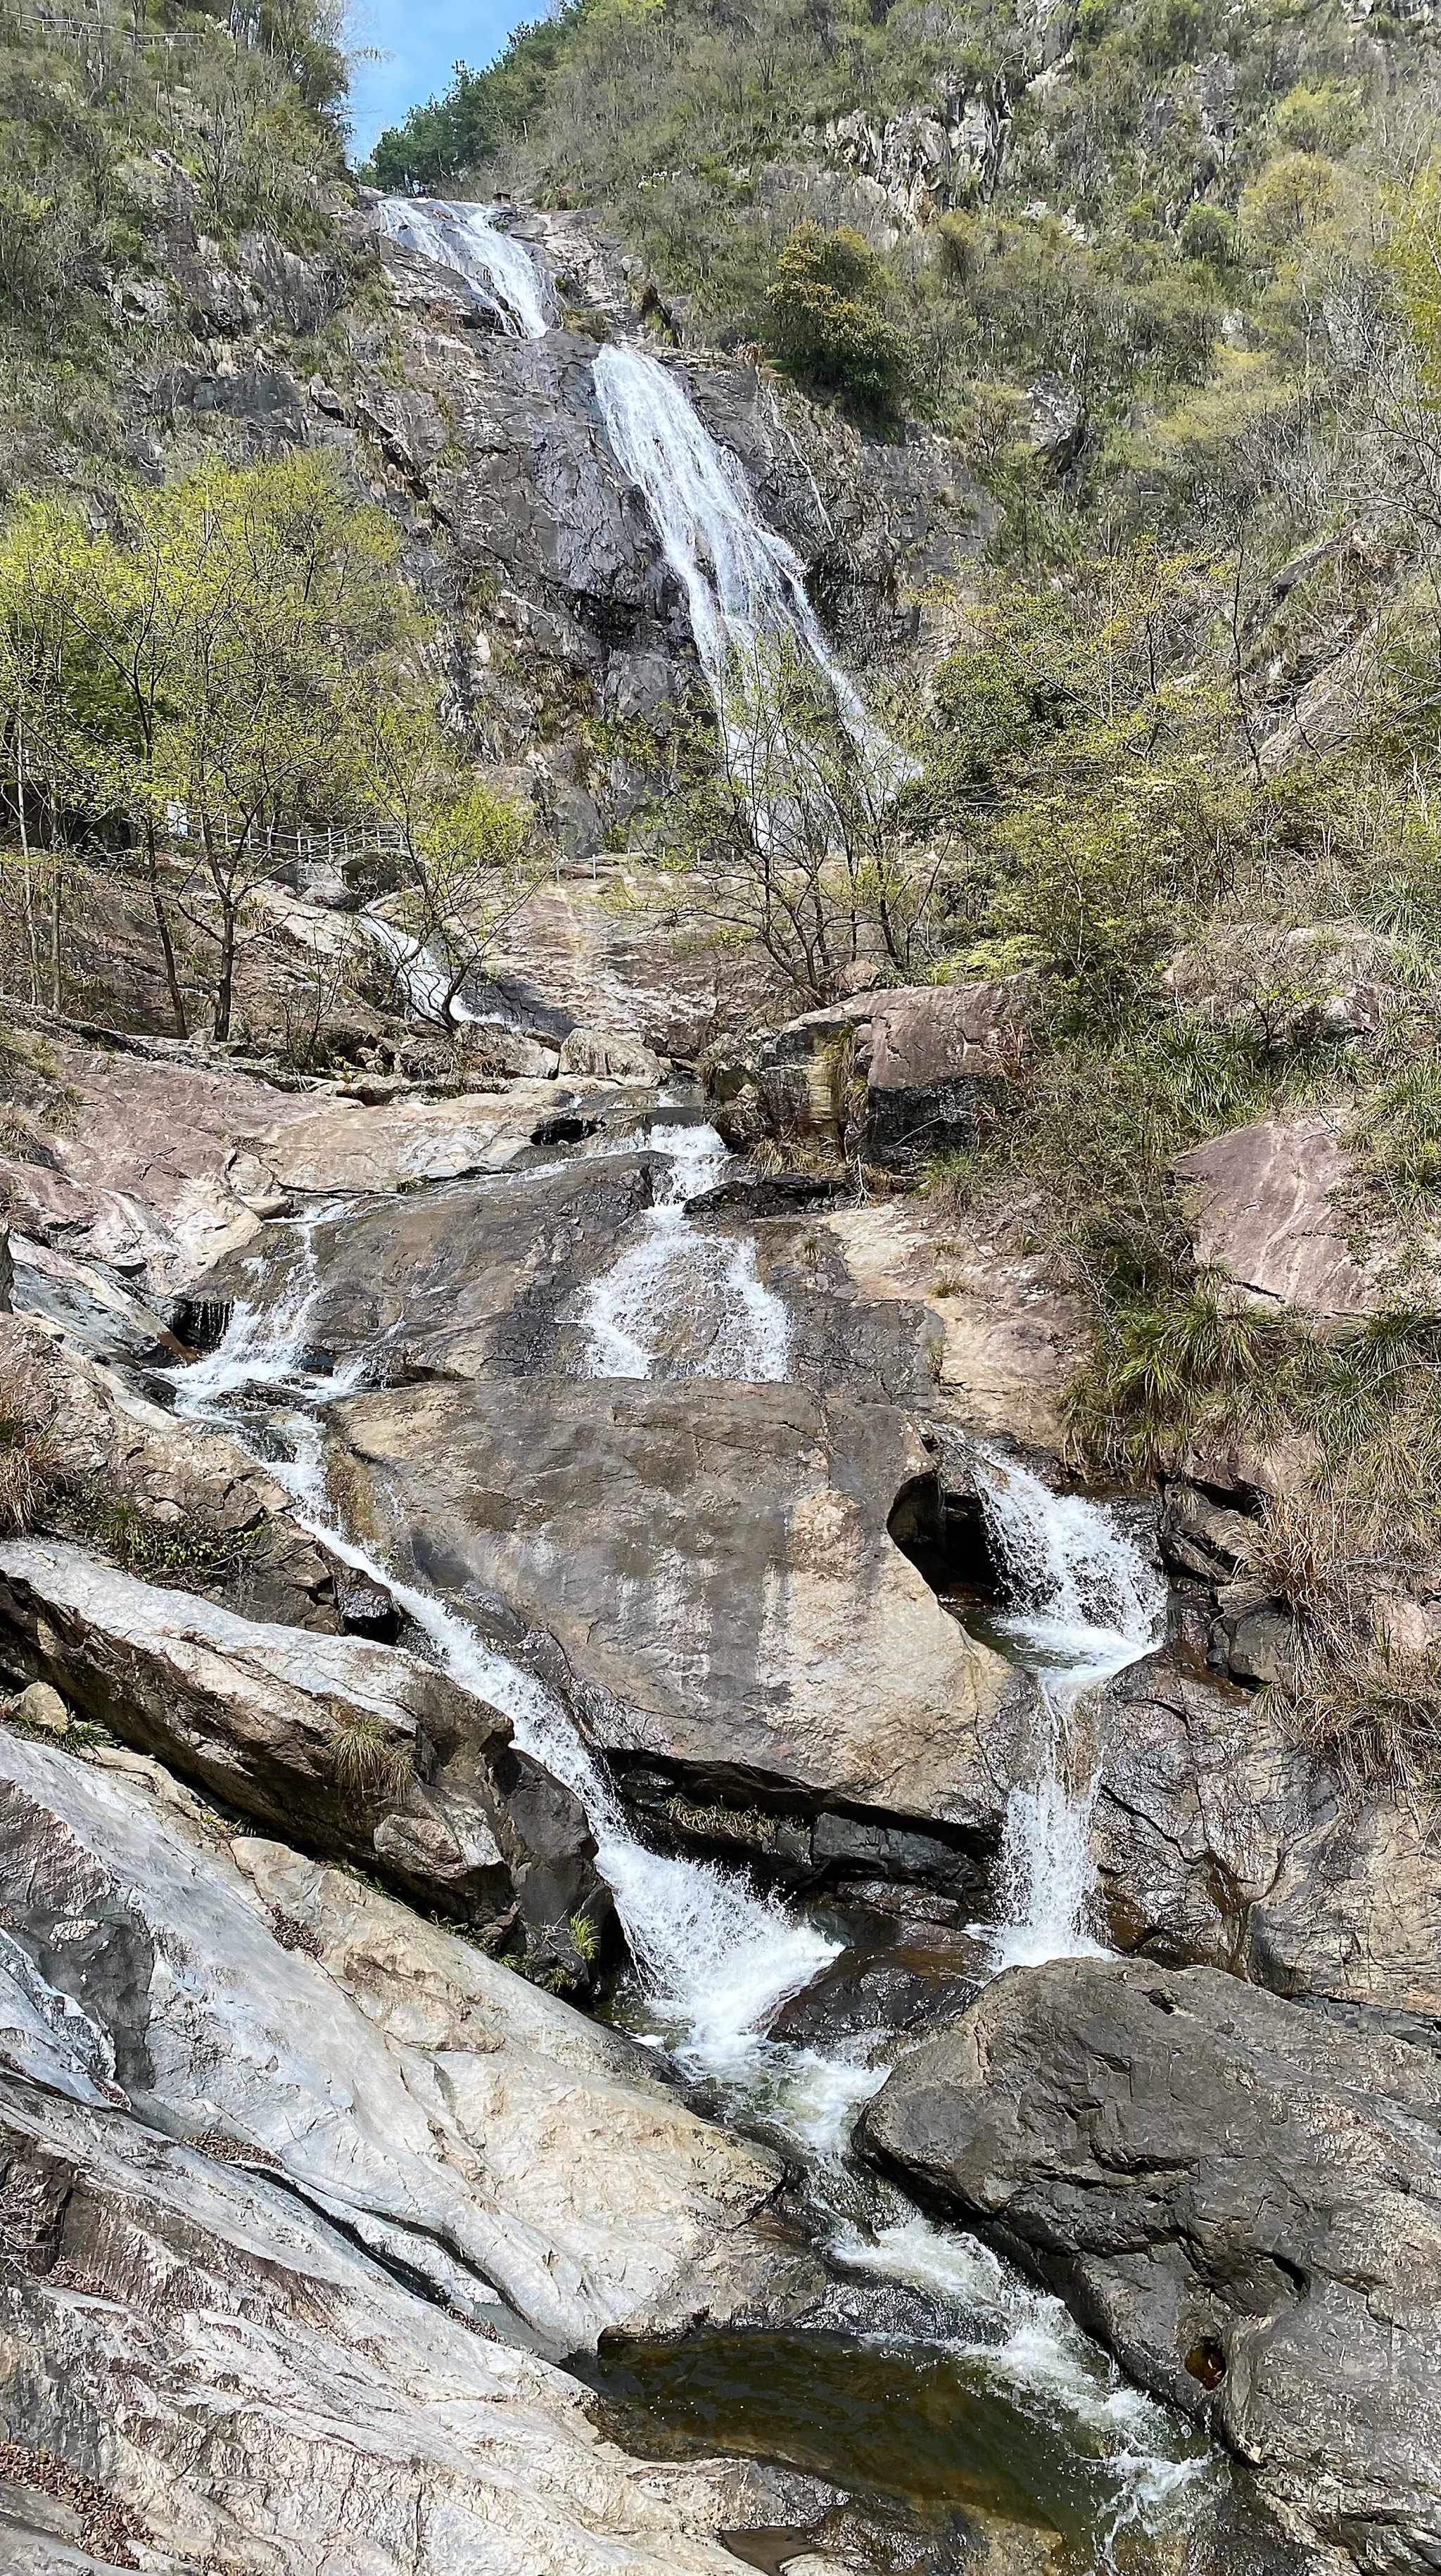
[160, 1153, 1219, 2567]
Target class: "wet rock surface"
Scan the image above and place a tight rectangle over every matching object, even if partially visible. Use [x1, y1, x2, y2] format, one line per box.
[0, 1310, 338, 1631]
[863, 1954, 1441, 2572]
[0, 1732, 796, 2359]
[284, 1147, 661, 1378]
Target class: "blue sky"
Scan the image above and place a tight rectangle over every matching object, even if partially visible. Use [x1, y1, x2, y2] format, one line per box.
[346, 0, 532, 158]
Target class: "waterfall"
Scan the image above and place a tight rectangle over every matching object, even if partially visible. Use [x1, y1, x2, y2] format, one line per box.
[970, 1447, 1164, 1974]
[357, 911, 516, 1032]
[581, 1122, 789, 1383]
[592, 341, 913, 796]
[163, 1203, 1209, 2532]
[374, 196, 551, 340]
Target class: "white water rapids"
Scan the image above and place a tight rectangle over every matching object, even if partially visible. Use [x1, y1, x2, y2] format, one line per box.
[970, 1447, 1165, 1974]
[581, 1119, 789, 1382]
[165, 1184, 1210, 2543]
[374, 195, 552, 338]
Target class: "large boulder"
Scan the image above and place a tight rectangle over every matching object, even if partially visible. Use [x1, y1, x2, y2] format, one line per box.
[708, 977, 1034, 1172]
[1088, 1648, 1441, 2022]
[253, 1077, 619, 1197]
[0, 1539, 604, 1984]
[0, 1752, 789, 2572]
[863, 1956, 1441, 2571]
[1171, 1111, 1440, 1321]
[335, 1376, 1032, 1864]
[858, 978, 1035, 1167]
[0, 1312, 338, 1631]
[257, 1148, 661, 1380]
[817, 1203, 1085, 1449]
[0, 1732, 791, 2354]
[0, 1034, 324, 1295]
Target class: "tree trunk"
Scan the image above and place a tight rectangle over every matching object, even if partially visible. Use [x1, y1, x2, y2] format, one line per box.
[16, 724, 39, 1008]
[213, 898, 235, 1039]
[49, 859, 63, 1015]
[147, 820, 188, 1036]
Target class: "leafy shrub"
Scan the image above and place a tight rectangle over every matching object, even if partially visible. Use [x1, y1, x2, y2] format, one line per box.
[761, 223, 913, 419]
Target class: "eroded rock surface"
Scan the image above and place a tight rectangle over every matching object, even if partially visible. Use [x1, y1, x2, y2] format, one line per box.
[0, 1539, 603, 1974]
[337, 1376, 1031, 1836]
[863, 1955, 1441, 2572]
[0, 1312, 338, 1631]
[0, 1732, 794, 2359]
[1172, 1111, 1440, 1320]
[0, 1036, 321, 1294]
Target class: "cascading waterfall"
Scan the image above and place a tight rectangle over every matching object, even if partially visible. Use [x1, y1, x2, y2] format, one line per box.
[373, 195, 552, 339]
[971, 1446, 1166, 1972]
[163, 1193, 1211, 2539]
[170, 1208, 825, 2064]
[357, 911, 520, 1033]
[369, 196, 909, 812]
[581, 1121, 789, 1383]
[592, 340, 912, 797]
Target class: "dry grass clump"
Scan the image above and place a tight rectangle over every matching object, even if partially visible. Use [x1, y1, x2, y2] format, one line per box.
[1251, 1480, 1441, 1792]
[328, 1713, 413, 1805]
[0, 1354, 51, 1536]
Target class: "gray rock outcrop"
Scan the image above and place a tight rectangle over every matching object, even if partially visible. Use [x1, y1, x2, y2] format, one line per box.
[0, 1734, 793, 2571]
[1172, 1110, 1440, 1320]
[709, 976, 1035, 1170]
[863, 1955, 1441, 2571]
[336, 1375, 1032, 1851]
[0, 1540, 605, 1983]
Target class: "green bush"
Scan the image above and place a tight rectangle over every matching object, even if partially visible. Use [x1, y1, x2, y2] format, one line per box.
[761, 222, 913, 420]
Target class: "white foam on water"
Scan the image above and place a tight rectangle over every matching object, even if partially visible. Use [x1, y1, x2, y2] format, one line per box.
[167, 1212, 1209, 2548]
[374, 196, 552, 339]
[581, 1121, 789, 1383]
[832, 2214, 1216, 2534]
[170, 1236, 826, 2065]
[970, 1446, 1165, 1974]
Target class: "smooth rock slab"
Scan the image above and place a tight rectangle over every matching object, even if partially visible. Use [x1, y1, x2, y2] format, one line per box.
[0, 1732, 789, 2356]
[1172, 1111, 1440, 1321]
[0, 2074, 766, 2575]
[863, 1955, 1441, 2572]
[336, 1376, 1031, 1832]
[256, 1079, 621, 1197]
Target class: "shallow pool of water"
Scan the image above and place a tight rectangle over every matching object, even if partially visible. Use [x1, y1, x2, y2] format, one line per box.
[575, 2325, 1231, 2574]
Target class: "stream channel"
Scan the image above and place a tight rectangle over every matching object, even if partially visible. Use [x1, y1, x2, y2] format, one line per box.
[150, 1100, 1286, 2576]
[138, 195, 1293, 2576]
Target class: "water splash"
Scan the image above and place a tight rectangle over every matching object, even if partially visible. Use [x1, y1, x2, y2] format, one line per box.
[970, 1447, 1164, 1973]
[592, 341, 912, 798]
[832, 2214, 1217, 2542]
[374, 196, 552, 339]
[581, 1122, 789, 1383]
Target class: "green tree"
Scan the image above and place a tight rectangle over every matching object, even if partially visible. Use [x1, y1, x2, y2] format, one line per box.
[761, 224, 914, 421]
[354, 691, 545, 1025]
